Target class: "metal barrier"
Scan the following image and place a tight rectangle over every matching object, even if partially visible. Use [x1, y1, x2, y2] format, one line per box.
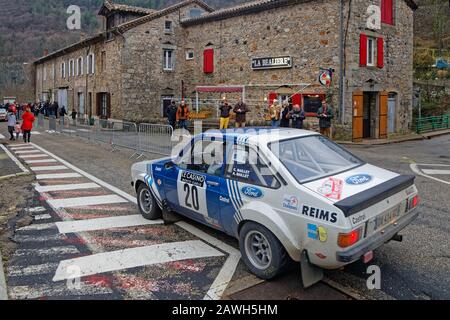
[415, 114, 450, 134]
[48, 116, 57, 132]
[137, 123, 174, 156]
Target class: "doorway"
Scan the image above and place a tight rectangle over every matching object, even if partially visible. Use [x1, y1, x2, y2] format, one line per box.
[58, 89, 68, 109]
[161, 96, 174, 118]
[387, 93, 397, 133]
[78, 92, 85, 116]
[362, 92, 376, 139]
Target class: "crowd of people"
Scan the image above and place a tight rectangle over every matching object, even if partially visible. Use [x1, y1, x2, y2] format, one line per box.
[164, 97, 334, 139]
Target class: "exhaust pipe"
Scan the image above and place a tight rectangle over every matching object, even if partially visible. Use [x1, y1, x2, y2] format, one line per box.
[391, 234, 403, 242]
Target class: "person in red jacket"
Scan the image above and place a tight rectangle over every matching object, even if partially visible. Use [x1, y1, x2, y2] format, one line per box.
[21, 106, 35, 143]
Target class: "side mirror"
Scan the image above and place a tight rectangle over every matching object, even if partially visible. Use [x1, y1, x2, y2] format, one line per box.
[164, 161, 175, 170]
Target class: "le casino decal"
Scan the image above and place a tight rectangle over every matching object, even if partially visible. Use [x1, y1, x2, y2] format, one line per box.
[181, 171, 205, 187]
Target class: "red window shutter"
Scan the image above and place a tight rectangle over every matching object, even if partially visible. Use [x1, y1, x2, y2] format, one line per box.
[360, 34, 368, 66]
[268, 92, 278, 105]
[377, 37, 384, 68]
[291, 93, 302, 106]
[381, 0, 393, 25]
[203, 49, 214, 73]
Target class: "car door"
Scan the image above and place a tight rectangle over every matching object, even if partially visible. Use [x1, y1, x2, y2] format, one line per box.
[163, 139, 224, 229]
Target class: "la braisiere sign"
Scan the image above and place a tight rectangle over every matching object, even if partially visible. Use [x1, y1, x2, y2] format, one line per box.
[251, 56, 292, 70]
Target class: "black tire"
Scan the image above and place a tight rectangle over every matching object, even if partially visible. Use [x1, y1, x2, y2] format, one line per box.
[137, 183, 161, 220]
[239, 221, 289, 280]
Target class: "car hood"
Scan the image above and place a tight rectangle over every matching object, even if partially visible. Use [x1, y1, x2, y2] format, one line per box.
[303, 164, 399, 203]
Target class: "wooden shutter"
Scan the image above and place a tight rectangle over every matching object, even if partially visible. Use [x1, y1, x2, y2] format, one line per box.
[381, 0, 393, 25]
[360, 34, 368, 67]
[291, 93, 302, 106]
[106, 93, 111, 118]
[268, 92, 278, 105]
[203, 48, 214, 73]
[379, 91, 388, 139]
[352, 91, 364, 142]
[96, 93, 101, 116]
[377, 38, 384, 68]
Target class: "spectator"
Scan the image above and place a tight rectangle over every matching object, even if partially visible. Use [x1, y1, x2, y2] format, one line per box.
[166, 100, 178, 130]
[317, 101, 334, 138]
[176, 101, 190, 130]
[268, 99, 281, 127]
[280, 101, 291, 128]
[219, 98, 232, 129]
[233, 98, 249, 128]
[6, 109, 17, 141]
[21, 106, 35, 143]
[71, 108, 78, 124]
[59, 105, 68, 126]
[290, 104, 306, 129]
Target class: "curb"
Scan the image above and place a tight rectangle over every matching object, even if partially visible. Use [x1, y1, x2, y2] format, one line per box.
[0, 171, 31, 181]
[0, 251, 8, 300]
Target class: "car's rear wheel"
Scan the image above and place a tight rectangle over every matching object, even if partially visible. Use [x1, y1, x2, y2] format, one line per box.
[137, 183, 161, 220]
[239, 221, 288, 280]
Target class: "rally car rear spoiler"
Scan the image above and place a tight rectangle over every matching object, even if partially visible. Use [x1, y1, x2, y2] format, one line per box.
[334, 175, 415, 217]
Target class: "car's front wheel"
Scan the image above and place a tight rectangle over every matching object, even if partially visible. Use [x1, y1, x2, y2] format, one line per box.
[239, 221, 289, 280]
[137, 183, 161, 220]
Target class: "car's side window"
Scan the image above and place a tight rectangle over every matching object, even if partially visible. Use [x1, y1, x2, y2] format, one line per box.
[177, 140, 224, 176]
[225, 144, 280, 189]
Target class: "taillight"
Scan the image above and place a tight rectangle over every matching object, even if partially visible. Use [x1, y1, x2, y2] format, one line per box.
[407, 195, 419, 212]
[338, 228, 362, 248]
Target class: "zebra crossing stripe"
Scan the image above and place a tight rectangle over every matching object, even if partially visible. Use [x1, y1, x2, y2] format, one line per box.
[36, 173, 82, 180]
[47, 195, 127, 209]
[34, 183, 100, 193]
[53, 240, 224, 282]
[25, 159, 58, 164]
[30, 165, 68, 172]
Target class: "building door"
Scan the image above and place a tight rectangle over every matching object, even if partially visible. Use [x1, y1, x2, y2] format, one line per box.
[96, 92, 111, 118]
[387, 93, 397, 133]
[58, 89, 68, 109]
[161, 96, 174, 118]
[379, 91, 388, 139]
[352, 91, 363, 142]
[78, 92, 85, 116]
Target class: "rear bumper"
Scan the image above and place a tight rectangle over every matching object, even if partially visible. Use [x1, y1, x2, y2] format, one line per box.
[336, 209, 419, 263]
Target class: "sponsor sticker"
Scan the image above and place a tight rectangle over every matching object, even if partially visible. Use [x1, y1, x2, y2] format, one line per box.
[282, 195, 299, 211]
[318, 177, 343, 200]
[241, 186, 263, 199]
[307, 224, 318, 240]
[219, 196, 230, 203]
[157, 179, 162, 186]
[301, 205, 338, 224]
[231, 167, 251, 179]
[307, 224, 328, 242]
[180, 171, 205, 187]
[318, 226, 328, 242]
[345, 174, 372, 185]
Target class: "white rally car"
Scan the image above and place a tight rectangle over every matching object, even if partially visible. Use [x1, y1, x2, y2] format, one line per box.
[131, 128, 419, 287]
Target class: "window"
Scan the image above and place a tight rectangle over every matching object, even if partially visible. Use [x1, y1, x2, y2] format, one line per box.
[77, 57, 83, 76]
[101, 51, 106, 73]
[189, 8, 204, 18]
[272, 136, 363, 183]
[381, 0, 394, 25]
[52, 64, 55, 79]
[43, 66, 47, 81]
[61, 62, 66, 78]
[164, 20, 173, 33]
[87, 53, 95, 74]
[177, 140, 225, 176]
[367, 37, 375, 67]
[96, 92, 110, 118]
[69, 59, 75, 77]
[163, 49, 174, 71]
[186, 50, 194, 60]
[225, 144, 280, 189]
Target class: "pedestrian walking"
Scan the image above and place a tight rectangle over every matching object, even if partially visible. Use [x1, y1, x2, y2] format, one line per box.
[166, 100, 178, 130]
[176, 101, 190, 130]
[219, 98, 232, 129]
[59, 105, 67, 126]
[233, 98, 249, 128]
[21, 106, 35, 143]
[71, 108, 77, 125]
[279, 101, 291, 128]
[290, 104, 306, 129]
[6, 109, 17, 140]
[269, 100, 281, 127]
[317, 101, 334, 139]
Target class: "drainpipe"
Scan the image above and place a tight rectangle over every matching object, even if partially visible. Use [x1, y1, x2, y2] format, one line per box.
[339, 0, 345, 124]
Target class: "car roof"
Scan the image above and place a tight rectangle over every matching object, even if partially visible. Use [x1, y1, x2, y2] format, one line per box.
[200, 127, 319, 145]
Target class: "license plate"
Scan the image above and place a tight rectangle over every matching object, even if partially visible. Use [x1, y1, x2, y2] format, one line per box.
[367, 205, 401, 234]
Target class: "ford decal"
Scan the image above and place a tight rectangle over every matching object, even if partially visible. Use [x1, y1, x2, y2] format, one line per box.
[241, 186, 264, 198]
[345, 174, 372, 185]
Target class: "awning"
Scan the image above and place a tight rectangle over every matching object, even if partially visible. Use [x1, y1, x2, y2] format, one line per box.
[196, 86, 244, 93]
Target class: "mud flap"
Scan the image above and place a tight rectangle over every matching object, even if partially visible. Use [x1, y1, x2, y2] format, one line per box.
[300, 250, 324, 288]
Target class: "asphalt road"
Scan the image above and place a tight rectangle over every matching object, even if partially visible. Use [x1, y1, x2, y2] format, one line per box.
[0, 123, 448, 300]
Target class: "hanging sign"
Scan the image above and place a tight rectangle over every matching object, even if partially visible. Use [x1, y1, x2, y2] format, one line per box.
[252, 56, 292, 70]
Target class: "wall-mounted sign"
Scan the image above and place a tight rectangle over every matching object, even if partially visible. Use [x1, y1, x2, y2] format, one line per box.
[252, 56, 292, 70]
[318, 68, 333, 87]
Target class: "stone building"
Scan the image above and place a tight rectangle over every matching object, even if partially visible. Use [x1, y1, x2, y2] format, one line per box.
[34, 0, 417, 141]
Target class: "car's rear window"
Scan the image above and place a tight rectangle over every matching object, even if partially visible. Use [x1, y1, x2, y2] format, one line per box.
[270, 135, 363, 183]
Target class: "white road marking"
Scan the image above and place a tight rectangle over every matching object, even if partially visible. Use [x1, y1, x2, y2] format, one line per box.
[30, 165, 68, 172]
[34, 214, 52, 221]
[14, 150, 41, 154]
[53, 240, 224, 281]
[0, 144, 30, 174]
[48, 195, 127, 209]
[10, 146, 35, 150]
[25, 159, 58, 164]
[77, 129, 90, 132]
[56, 214, 163, 234]
[26, 207, 46, 213]
[14, 234, 62, 243]
[422, 169, 450, 175]
[36, 173, 82, 180]
[8, 283, 113, 300]
[0, 134, 5, 139]
[410, 164, 450, 186]
[14, 246, 79, 257]
[18, 154, 49, 159]
[17, 222, 56, 231]
[34, 183, 100, 193]
[8, 263, 59, 277]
